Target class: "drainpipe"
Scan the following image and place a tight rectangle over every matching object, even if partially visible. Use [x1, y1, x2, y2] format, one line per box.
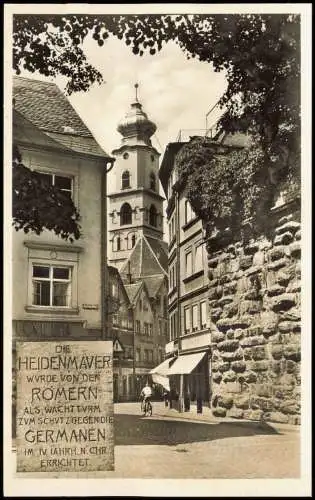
[101, 158, 115, 341]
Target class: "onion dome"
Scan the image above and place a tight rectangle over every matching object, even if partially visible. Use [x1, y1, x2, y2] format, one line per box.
[117, 84, 156, 147]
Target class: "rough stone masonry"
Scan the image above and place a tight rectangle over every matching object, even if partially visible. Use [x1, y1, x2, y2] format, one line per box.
[207, 199, 301, 425]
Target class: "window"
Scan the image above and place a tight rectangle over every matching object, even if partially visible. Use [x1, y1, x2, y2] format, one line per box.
[120, 203, 132, 225]
[169, 312, 177, 341]
[184, 200, 196, 224]
[139, 299, 142, 311]
[159, 320, 162, 335]
[123, 152, 129, 160]
[169, 216, 176, 241]
[136, 348, 141, 362]
[111, 282, 118, 298]
[195, 244, 203, 271]
[151, 154, 155, 162]
[148, 350, 153, 362]
[185, 251, 192, 276]
[128, 311, 133, 330]
[127, 233, 136, 249]
[121, 317, 128, 329]
[150, 172, 156, 191]
[144, 322, 149, 335]
[149, 323, 153, 336]
[164, 322, 168, 337]
[112, 314, 119, 326]
[37, 173, 73, 199]
[144, 349, 149, 362]
[200, 301, 207, 329]
[113, 235, 121, 252]
[121, 170, 131, 189]
[184, 307, 191, 334]
[170, 263, 177, 290]
[135, 320, 140, 333]
[169, 267, 173, 290]
[192, 304, 199, 331]
[149, 205, 157, 227]
[163, 296, 168, 317]
[32, 265, 71, 307]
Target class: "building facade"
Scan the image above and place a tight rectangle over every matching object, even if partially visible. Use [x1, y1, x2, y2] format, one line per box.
[108, 266, 168, 402]
[12, 76, 114, 433]
[159, 141, 212, 412]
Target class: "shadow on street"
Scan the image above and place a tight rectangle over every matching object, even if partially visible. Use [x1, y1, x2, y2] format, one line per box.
[114, 414, 279, 446]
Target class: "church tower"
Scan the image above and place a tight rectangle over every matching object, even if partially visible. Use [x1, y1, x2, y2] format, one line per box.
[108, 85, 165, 270]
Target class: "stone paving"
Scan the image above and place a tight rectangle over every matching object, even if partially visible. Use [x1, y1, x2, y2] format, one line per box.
[110, 402, 300, 478]
[11, 402, 300, 479]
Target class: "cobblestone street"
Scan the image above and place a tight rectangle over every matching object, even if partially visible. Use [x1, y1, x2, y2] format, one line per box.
[11, 402, 300, 479]
[107, 402, 300, 479]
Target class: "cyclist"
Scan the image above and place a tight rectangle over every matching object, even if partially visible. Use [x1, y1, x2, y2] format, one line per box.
[140, 382, 153, 413]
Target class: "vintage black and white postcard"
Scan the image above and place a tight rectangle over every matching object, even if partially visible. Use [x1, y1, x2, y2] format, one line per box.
[3, 2, 312, 497]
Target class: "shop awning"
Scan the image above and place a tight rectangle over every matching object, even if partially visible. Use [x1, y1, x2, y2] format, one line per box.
[150, 358, 172, 376]
[167, 352, 206, 375]
[150, 359, 172, 391]
[151, 373, 170, 391]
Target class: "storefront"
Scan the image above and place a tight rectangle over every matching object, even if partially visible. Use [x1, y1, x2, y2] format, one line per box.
[150, 350, 211, 412]
[168, 350, 211, 412]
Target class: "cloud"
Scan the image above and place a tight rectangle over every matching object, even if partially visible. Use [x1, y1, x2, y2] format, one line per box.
[15, 33, 227, 157]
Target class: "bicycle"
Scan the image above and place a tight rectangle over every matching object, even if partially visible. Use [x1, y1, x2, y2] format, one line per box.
[141, 397, 152, 417]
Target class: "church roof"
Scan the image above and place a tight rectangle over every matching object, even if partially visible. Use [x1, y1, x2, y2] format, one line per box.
[120, 235, 168, 280]
[124, 282, 143, 305]
[145, 237, 168, 272]
[142, 275, 165, 298]
[13, 76, 111, 159]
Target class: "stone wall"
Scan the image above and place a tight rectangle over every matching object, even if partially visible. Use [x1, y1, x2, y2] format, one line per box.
[207, 199, 301, 425]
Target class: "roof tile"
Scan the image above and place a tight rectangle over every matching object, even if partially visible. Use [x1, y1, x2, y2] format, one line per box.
[13, 76, 110, 158]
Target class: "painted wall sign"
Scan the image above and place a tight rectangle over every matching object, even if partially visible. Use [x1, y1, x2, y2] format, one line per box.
[16, 341, 113, 473]
[82, 304, 99, 310]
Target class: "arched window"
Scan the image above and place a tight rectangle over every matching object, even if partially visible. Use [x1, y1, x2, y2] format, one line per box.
[150, 172, 156, 191]
[122, 171, 130, 189]
[127, 233, 137, 250]
[120, 203, 132, 225]
[149, 205, 157, 227]
[113, 235, 121, 252]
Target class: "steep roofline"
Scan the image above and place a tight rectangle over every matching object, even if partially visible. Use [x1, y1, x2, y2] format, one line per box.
[120, 236, 142, 276]
[143, 235, 168, 277]
[14, 109, 113, 162]
[124, 281, 143, 306]
[108, 265, 131, 304]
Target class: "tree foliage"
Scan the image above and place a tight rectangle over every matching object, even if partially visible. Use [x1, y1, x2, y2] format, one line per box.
[12, 145, 81, 242]
[13, 13, 300, 141]
[12, 13, 300, 237]
[174, 134, 300, 239]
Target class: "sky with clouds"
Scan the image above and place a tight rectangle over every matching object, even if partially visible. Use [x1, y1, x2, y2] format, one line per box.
[19, 33, 227, 158]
